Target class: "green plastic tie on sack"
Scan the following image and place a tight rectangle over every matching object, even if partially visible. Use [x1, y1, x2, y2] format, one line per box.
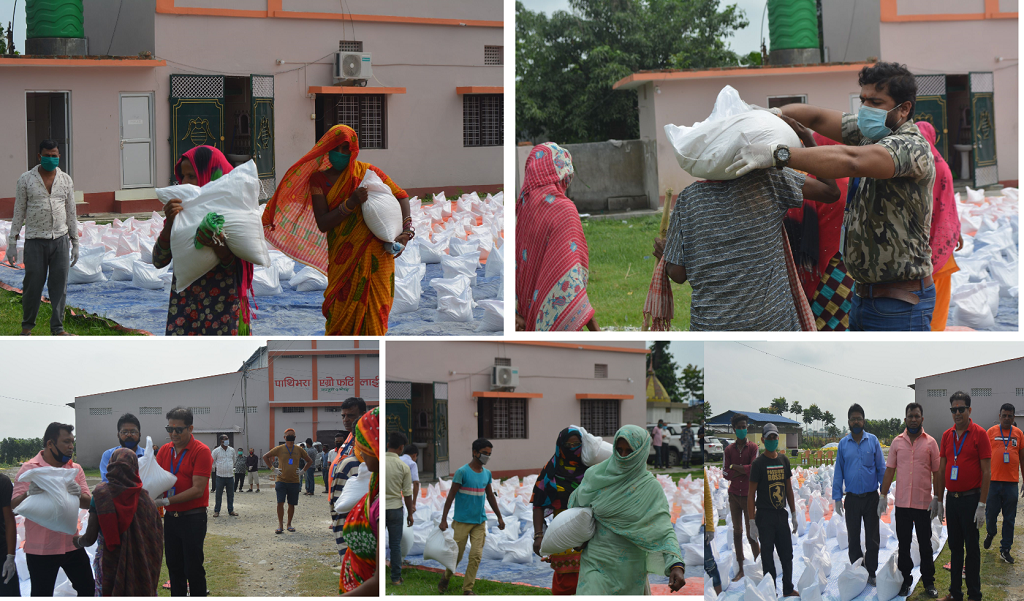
[195, 212, 226, 249]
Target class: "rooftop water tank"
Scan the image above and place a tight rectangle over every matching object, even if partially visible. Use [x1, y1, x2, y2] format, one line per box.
[25, 0, 87, 55]
[767, 0, 820, 65]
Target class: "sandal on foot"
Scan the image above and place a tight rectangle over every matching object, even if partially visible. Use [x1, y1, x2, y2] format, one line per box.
[275, 528, 284, 534]
[438, 577, 450, 593]
[287, 526, 296, 532]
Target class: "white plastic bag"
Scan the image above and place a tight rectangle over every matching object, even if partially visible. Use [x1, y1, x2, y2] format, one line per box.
[539, 507, 595, 555]
[741, 558, 763, 583]
[156, 161, 271, 292]
[664, 86, 801, 180]
[484, 240, 504, 278]
[424, 527, 460, 573]
[430, 275, 472, 301]
[572, 425, 613, 466]
[838, 558, 869, 601]
[397, 239, 421, 265]
[104, 252, 141, 281]
[334, 463, 370, 514]
[875, 553, 902, 601]
[502, 534, 534, 564]
[384, 525, 414, 562]
[449, 238, 480, 257]
[743, 573, 776, 601]
[132, 262, 171, 290]
[359, 170, 403, 243]
[476, 299, 504, 332]
[441, 252, 481, 281]
[419, 236, 450, 263]
[675, 514, 702, 544]
[14, 467, 80, 535]
[950, 282, 997, 329]
[435, 287, 474, 323]
[137, 437, 177, 500]
[393, 273, 422, 314]
[289, 265, 328, 292]
[67, 252, 106, 284]
[253, 264, 282, 296]
[796, 562, 827, 598]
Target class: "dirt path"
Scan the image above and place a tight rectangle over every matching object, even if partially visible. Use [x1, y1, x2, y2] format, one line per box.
[1008, 498, 1024, 600]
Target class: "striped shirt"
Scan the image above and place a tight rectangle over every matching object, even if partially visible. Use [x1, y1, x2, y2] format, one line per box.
[329, 454, 361, 557]
[662, 168, 806, 331]
[452, 463, 491, 524]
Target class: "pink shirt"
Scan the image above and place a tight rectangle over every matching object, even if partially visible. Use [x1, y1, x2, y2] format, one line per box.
[12, 451, 90, 556]
[653, 427, 663, 446]
[886, 428, 939, 511]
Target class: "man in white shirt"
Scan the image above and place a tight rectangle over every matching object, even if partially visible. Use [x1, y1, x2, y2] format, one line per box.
[210, 435, 238, 517]
[400, 444, 421, 503]
[7, 140, 79, 336]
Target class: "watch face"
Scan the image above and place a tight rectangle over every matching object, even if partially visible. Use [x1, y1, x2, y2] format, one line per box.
[778, 148, 790, 161]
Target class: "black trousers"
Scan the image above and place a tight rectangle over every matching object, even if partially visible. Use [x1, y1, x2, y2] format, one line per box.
[26, 548, 94, 597]
[895, 506, 934, 588]
[756, 509, 794, 595]
[235, 473, 246, 491]
[165, 511, 208, 597]
[844, 491, 880, 576]
[946, 492, 982, 601]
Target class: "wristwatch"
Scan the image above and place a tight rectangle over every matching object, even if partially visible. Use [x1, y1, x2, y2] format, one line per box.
[773, 145, 791, 170]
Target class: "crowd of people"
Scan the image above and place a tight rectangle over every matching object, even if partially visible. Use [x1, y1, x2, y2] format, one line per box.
[0, 398, 380, 597]
[704, 393, 1022, 600]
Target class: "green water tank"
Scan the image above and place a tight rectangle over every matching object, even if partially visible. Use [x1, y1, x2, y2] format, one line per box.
[26, 0, 84, 39]
[768, 0, 820, 64]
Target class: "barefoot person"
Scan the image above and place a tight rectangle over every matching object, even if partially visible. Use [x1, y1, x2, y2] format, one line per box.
[722, 414, 760, 580]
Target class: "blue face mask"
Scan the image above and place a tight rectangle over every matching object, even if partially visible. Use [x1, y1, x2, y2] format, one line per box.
[906, 426, 920, 434]
[857, 103, 906, 141]
[851, 425, 864, 435]
[40, 156, 60, 172]
[328, 151, 350, 171]
[120, 438, 139, 450]
[763, 439, 779, 452]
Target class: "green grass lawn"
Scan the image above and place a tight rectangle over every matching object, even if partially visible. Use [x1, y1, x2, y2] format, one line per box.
[906, 521, 1021, 601]
[386, 565, 551, 595]
[0, 288, 144, 335]
[296, 551, 345, 596]
[582, 215, 692, 330]
[152, 533, 240, 596]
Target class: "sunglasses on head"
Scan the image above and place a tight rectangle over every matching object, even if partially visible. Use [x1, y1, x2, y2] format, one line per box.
[165, 426, 188, 434]
[949, 406, 968, 414]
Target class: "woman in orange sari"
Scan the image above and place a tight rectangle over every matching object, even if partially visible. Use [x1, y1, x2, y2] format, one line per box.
[262, 125, 413, 335]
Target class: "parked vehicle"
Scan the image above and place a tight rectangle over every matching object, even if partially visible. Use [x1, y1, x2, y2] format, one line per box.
[645, 423, 723, 466]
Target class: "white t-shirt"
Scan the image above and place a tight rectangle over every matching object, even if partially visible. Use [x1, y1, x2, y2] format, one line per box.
[399, 454, 419, 483]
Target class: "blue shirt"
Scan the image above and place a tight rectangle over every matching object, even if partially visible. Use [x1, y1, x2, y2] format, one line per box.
[832, 431, 886, 500]
[99, 444, 146, 483]
[452, 463, 491, 525]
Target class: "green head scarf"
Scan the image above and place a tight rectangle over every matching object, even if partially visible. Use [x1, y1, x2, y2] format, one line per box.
[569, 424, 684, 576]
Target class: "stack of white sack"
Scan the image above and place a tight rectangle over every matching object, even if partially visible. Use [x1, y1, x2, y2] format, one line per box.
[948, 186, 1018, 329]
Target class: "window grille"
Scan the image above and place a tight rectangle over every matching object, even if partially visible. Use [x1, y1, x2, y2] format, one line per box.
[324, 407, 343, 413]
[139, 406, 162, 415]
[926, 389, 947, 398]
[1015, 387, 1024, 397]
[971, 388, 992, 397]
[492, 399, 526, 439]
[325, 354, 350, 358]
[283, 407, 305, 413]
[235, 406, 258, 414]
[594, 364, 608, 379]
[339, 41, 364, 52]
[581, 400, 620, 437]
[336, 95, 386, 149]
[89, 407, 112, 416]
[188, 407, 211, 415]
[494, 357, 512, 366]
[484, 45, 503, 65]
[463, 95, 502, 147]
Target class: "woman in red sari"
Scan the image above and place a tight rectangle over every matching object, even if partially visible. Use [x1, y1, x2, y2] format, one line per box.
[916, 121, 962, 331]
[262, 125, 412, 335]
[516, 143, 599, 331]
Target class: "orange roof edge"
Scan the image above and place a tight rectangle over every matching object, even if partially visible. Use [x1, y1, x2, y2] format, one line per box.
[473, 391, 544, 398]
[503, 341, 650, 355]
[456, 86, 504, 94]
[576, 394, 635, 400]
[613, 62, 872, 90]
[308, 86, 407, 95]
[0, 58, 166, 68]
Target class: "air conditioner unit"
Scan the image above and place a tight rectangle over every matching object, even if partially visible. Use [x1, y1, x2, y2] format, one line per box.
[334, 52, 372, 84]
[491, 366, 519, 390]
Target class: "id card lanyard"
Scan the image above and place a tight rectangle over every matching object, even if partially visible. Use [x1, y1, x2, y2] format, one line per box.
[1000, 426, 1012, 464]
[169, 448, 189, 497]
[287, 445, 295, 466]
[950, 428, 968, 481]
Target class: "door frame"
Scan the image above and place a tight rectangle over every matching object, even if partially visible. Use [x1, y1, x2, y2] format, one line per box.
[433, 381, 449, 479]
[24, 90, 72, 177]
[118, 91, 157, 189]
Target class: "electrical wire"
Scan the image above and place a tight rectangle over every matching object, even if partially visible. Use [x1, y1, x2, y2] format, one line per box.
[841, 0, 858, 62]
[0, 393, 71, 409]
[732, 342, 909, 390]
[106, 0, 123, 56]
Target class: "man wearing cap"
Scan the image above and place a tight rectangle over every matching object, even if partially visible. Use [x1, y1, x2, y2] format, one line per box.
[833, 403, 886, 586]
[747, 424, 800, 597]
[263, 428, 313, 534]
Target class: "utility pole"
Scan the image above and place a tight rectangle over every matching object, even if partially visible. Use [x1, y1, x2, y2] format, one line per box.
[242, 366, 250, 452]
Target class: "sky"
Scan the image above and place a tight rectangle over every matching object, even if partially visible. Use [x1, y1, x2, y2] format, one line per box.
[0, 0, 26, 53]
[2, 339, 267, 441]
[518, 0, 766, 57]
[706, 341, 1024, 424]
[666, 341, 703, 371]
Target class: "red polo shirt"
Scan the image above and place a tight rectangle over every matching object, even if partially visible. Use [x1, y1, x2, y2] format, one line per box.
[156, 436, 212, 512]
[940, 420, 991, 492]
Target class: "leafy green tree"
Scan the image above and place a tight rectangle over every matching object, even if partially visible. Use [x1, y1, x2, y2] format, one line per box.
[826, 424, 840, 438]
[516, 0, 749, 143]
[0, 437, 44, 465]
[769, 397, 788, 415]
[823, 411, 836, 431]
[760, 406, 780, 415]
[0, 23, 7, 55]
[647, 341, 682, 402]
[805, 404, 822, 433]
[790, 401, 803, 422]
[681, 364, 703, 402]
[702, 399, 711, 422]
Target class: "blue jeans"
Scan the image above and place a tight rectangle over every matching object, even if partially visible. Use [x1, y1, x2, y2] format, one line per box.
[702, 525, 720, 589]
[850, 283, 935, 331]
[213, 475, 234, 513]
[653, 444, 663, 468]
[385, 508, 404, 582]
[986, 480, 1019, 552]
[304, 469, 316, 494]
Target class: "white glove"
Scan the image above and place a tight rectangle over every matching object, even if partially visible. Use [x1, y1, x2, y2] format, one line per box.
[70, 240, 80, 268]
[704, 529, 715, 545]
[974, 502, 986, 530]
[749, 104, 783, 117]
[2, 554, 15, 585]
[748, 518, 759, 541]
[5, 237, 17, 266]
[26, 482, 44, 496]
[66, 481, 81, 497]
[877, 494, 888, 518]
[791, 512, 799, 534]
[155, 498, 170, 508]
[727, 143, 780, 177]
[929, 497, 943, 522]
[271, 468, 282, 477]
[834, 498, 844, 517]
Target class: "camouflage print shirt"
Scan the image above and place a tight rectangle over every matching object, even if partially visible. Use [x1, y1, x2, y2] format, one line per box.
[840, 113, 935, 284]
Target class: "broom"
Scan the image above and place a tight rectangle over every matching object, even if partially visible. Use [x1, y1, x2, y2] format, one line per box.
[642, 189, 675, 331]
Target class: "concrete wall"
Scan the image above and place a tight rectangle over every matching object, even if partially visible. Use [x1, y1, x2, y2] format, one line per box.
[85, 0, 156, 57]
[386, 341, 648, 478]
[880, 18, 1018, 182]
[915, 357, 1024, 440]
[821, 0, 880, 63]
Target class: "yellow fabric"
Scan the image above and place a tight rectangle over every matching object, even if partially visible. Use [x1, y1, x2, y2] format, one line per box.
[445, 521, 487, 592]
[385, 452, 412, 510]
[703, 467, 714, 531]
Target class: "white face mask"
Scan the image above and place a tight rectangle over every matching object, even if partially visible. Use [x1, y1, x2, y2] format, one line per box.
[478, 454, 490, 465]
[222, 441, 228, 447]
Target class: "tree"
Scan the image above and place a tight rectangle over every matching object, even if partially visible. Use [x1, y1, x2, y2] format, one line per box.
[701, 399, 711, 422]
[681, 364, 703, 402]
[760, 406, 780, 415]
[826, 424, 839, 438]
[648, 342, 682, 402]
[0, 23, 6, 56]
[769, 397, 788, 415]
[823, 411, 836, 432]
[0, 437, 44, 465]
[790, 401, 803, 423]
[805, 404, 822, 434]
[516, 0, 749, 143]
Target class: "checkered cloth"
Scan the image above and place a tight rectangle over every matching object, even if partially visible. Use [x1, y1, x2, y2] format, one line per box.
[642, 257, 673, 331]
[809, 253, 854, 331]
[782, 227, 816, 332]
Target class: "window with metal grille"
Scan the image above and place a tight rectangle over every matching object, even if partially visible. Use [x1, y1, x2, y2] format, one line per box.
[89, 407, 112, 416]
[139, 406, 162, 415]
[478, 398, 527, 439]
[594, 364, 608, 379]
[1016, 388, 1024, 397]
[339, 41, 364, 52]
[336, 95, 386, 149]
[188, 407, 211, 415]
[971, 388, 992, 397]
[484, 45, 503, 65]
[325, 354, 350, 358]
[283, 407, 305, 413]
[580, 399, 620, 437]
[926, 389, 947, 398]
[235, 406, 258, 414]
[324, 406, 343, 413]
[494, 357, 512, 367]
[463, 94, 503, 147]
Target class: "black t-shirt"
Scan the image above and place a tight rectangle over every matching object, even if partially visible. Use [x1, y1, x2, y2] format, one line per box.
[0, 473, 11, 556]
[750, 453, 792, 512]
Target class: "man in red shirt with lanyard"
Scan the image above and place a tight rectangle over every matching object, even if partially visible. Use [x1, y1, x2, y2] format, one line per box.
[155, 407, 213, 597]
[984, 403, 1024, 564]
[936, 392, 991, 601]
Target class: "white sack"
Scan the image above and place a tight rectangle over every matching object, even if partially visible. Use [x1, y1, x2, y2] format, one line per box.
[14, 467, 80, 535]
[253, 265, 283, 296]
[104, 252, 141, 281]
[476, 299, 504, 332]
[384, 525, 414, 562]
[950, 283, 997, 329]
[502, 534, 534, 564]
[484, 240, 504, 278]
[435, 287, 474, 322]
[424, 527, 460, 573]
[395, 261, 426, 281]
[796, 561, 827, 597]
[539, 507, 595, 555]
[429, 275, 472, 301]
[132, 262, 171, 290]
[574, 425, 613, 466]
[137, 437, 178, 500]
[875, 553, 902, 601]
[838, 558, 869, 601]
[743, 574, 776, 601]
[393, 273, 422, 314]
[67, 252, 106, 284]
[396, 239, 421, 265]
[419, 236, 449, 263]
[441, 252, 481, 281]
[334, 463, 370, 514]
[289, 265, 328, 292]
[359, 170, 403, 243]
[741, 558, 763, 583]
